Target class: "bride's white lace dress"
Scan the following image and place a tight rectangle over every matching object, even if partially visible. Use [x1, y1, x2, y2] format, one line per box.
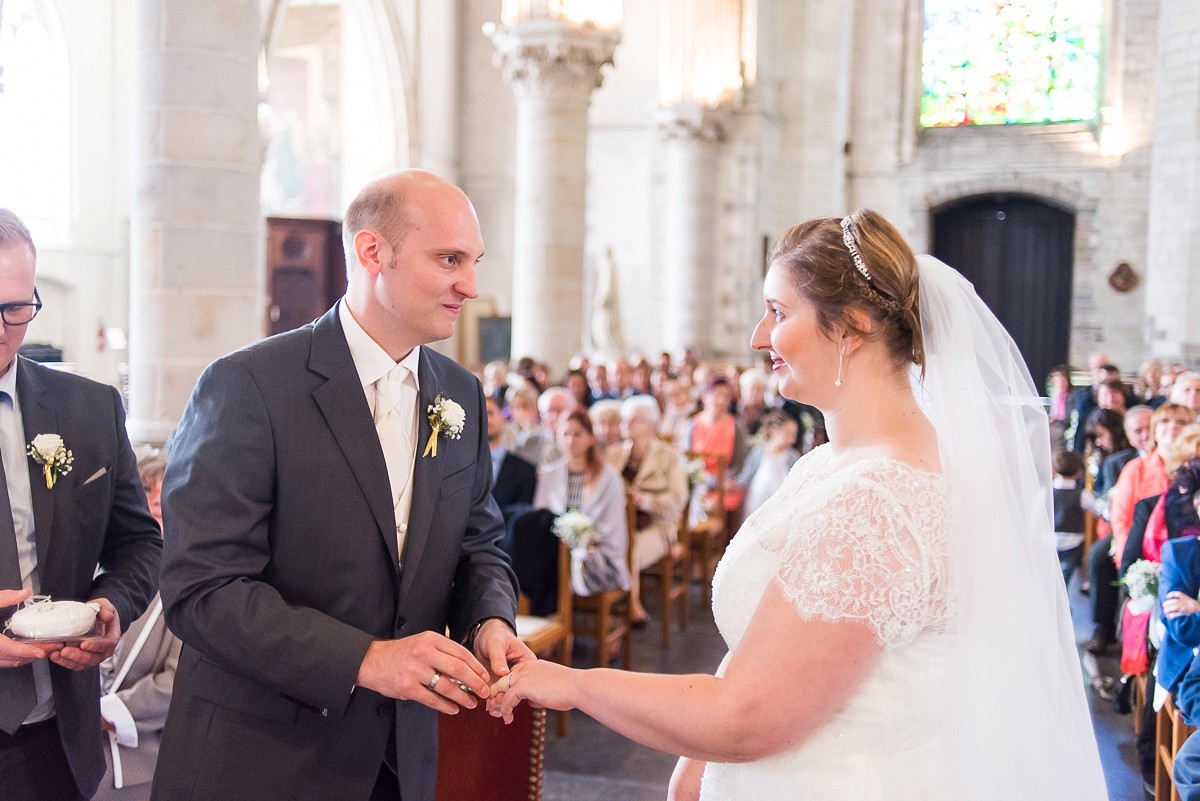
[702, 444, 954, 800]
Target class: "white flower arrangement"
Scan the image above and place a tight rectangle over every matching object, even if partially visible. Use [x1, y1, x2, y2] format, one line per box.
[26, 434, 73, 489]
[686, 457, 712, 491]
[422, 395, 466, 457]
[1120, 559, 1161, 601]
[552, 510, 598, 552]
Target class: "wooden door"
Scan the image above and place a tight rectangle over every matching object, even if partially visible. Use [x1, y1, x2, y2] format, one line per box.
[931, 196, 1075, 386]
[266, 217, 346, 335]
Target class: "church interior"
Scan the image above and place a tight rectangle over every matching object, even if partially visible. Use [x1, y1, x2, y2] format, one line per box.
[3, 0, 1197, 798]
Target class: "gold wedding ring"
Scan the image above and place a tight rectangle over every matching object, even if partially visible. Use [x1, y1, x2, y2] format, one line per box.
[427, 671, 442, 692]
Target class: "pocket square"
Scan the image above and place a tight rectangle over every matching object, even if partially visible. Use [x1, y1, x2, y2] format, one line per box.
[82, 467, 107, 486]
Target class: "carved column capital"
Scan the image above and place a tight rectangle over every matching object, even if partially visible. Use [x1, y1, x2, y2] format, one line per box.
[657, 102, 728, 143]
[488, 19, 619, 100]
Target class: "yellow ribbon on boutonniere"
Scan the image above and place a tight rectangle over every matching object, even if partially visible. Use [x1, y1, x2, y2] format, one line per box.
[26, 433, 74, 489]
[422, 395, 466, 458]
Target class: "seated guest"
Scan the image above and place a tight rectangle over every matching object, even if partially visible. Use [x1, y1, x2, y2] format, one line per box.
[564, 369, 594, 409]
[1068, 361, 1120, 453]
[535, 411, 631, 597]
[1158, 525, 1200, 798]
[1173, 372, 1200, 419]
[682, 376, 749, 514]
[1137, 360, 1164, 405]
[95, 449, 183, 801]
[588, 362, 616, 401]
[604, 395, 689, 624]
[1097, 406, 1153, 499]
[485, 397, 537, 521]
[1052, 450, 1086, 587]
[735, 410, 801, 519]
[658, 380, 695, 444]
[589, 399, 624, 457]
[1123, 426, 1200, 571]
[1095, 376, 1128, 415]
[1047, 364, 1072, 426]
[531, 386, 577, 466]
[482, 360, 509, 405]
[736, 370, 771, 436]
[1087, 403, 1194, 653]
[506, 384, 549, 459]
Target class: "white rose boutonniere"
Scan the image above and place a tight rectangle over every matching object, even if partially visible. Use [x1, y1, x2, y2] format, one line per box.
[422, 395, 466, 457]
[26, 434, 74, 489]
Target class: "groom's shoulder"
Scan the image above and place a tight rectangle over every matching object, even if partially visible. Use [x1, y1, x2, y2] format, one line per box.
[422, 348, 481, 391]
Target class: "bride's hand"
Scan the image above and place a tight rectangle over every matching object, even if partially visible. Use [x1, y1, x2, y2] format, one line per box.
[487, 660, 578, 724]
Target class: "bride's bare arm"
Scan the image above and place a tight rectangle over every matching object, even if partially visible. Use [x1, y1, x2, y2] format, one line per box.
[490, 580, 882, 762]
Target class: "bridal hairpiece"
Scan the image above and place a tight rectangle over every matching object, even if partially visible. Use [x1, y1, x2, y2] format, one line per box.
[839, 216, 903, 314]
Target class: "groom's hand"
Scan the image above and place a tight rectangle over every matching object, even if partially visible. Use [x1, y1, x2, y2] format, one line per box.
[472, 618, 536, 680]
[356, 631, 491, 715]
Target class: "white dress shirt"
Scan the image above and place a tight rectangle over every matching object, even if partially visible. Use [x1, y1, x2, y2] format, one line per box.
[338, 301, 420, 564]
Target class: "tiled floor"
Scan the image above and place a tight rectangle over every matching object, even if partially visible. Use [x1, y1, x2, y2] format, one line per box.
[541, 573, 1145, 801]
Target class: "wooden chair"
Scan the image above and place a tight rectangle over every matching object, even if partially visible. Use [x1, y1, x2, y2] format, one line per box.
[1135, 672, 1150, 736]
[1081, 463, 1097, 575]
[686, 450, 728, 609]
[435, 696, 546, 801]
[1156, 693, 1196, 801]
[515, 539, 572, 735]
[572, 498, 637, 670]
[637, 508, 691, 647]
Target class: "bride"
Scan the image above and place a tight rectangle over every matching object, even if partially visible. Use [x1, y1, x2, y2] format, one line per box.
[489, 210, 1107, 800]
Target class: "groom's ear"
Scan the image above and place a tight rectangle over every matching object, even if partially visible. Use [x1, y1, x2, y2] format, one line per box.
[353, 230, 388, 276]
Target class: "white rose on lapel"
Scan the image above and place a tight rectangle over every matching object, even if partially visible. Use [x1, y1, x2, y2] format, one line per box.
[26, 433, 74, 489]
[422, 395, 466, 458]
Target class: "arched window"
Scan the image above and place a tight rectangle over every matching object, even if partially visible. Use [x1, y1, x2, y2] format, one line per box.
[921, 0, 1102, 128]
[0, 0, 70, 236]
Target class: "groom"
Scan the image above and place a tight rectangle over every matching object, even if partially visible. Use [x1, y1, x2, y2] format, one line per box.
[153, 170, 532, 801]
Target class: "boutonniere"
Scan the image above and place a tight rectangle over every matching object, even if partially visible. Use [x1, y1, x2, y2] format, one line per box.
[422, 395, 465, 457]
[26, 434, 74, 489]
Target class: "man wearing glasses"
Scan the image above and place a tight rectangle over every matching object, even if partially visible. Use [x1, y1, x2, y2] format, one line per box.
[0, 209, 161, 801]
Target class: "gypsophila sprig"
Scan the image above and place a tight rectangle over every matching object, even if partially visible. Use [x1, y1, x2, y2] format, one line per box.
[421, 395, 466, 458]
[552, 510, 598, 552]
[686, 457, 712, 492]
[1118, 559, 1160, 601]
[26, 434, 73, 489]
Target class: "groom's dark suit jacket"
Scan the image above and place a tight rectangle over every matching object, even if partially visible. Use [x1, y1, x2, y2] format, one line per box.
[5, 358, 161, 796]
[153, 306, 519, 801]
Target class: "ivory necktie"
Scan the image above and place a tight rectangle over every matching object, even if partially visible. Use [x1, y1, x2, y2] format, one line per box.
[0, 429, 37, 734]
[374, 365, 417, 562]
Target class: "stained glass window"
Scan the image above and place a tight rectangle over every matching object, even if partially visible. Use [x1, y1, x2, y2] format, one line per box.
[921, 0, 1102, 128]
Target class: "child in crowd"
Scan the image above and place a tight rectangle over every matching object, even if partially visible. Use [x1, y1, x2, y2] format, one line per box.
[735, 410, 801, 518]
[1053, 449, 1088, 587]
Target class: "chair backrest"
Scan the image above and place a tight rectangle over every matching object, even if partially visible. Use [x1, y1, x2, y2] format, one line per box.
[624, 492, 638, 574]
[436, 701, 545, 801]
[554, 536, 572, 621]
[686, 450, 727, 515]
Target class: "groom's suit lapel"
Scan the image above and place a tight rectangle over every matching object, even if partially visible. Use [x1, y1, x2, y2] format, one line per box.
[308, 308, 402, 579]
[15, 360, 59, 572]
[398, 354, 447, 608]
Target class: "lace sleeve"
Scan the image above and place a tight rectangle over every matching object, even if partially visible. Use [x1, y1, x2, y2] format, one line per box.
[774, 476, 946, 648]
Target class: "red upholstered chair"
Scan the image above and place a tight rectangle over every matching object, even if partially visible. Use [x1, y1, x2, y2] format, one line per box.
[435, 701, 546, 801]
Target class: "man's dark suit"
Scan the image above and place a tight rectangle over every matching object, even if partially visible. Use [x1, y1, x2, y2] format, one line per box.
[154, 306, 519, 801]
[4, 357, 161, 796]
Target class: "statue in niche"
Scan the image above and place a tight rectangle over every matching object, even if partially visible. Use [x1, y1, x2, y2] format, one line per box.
[587, 246, 625, 359]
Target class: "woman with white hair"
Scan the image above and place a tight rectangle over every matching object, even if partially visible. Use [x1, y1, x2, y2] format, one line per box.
[1170, 372, 1200, 418]
[605, 395, 689, 624]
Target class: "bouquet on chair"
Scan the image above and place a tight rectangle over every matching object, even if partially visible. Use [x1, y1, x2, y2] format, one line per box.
[685, 457, 713, 526]
[552, 511, 598, 552]
[1118, 559, 1161, 675]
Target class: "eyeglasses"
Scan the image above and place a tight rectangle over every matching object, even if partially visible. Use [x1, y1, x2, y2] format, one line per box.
[0, 288, 42, 326]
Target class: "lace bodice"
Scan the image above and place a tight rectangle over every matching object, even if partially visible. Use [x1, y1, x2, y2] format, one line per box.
[713, 444, 951, 649]
[703, 445, 956, 800]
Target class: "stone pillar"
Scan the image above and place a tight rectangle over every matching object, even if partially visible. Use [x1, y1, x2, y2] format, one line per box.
[659, 104, 725, 355]
[489, 20, 618, 371]
[128, 0, 263, 443]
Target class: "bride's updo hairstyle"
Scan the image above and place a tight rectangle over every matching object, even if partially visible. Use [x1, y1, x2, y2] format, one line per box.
[767, 208, 926, 378]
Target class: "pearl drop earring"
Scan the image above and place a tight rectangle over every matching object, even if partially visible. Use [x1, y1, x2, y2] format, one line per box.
[835, 346, 845, 388]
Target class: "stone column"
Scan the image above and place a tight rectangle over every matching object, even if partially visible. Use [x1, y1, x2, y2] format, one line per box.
[659, 104, 725, 355]
[1144, 0, 1200, 366]
[489, 20, 618, 371]
[128, 0, 263, 443]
